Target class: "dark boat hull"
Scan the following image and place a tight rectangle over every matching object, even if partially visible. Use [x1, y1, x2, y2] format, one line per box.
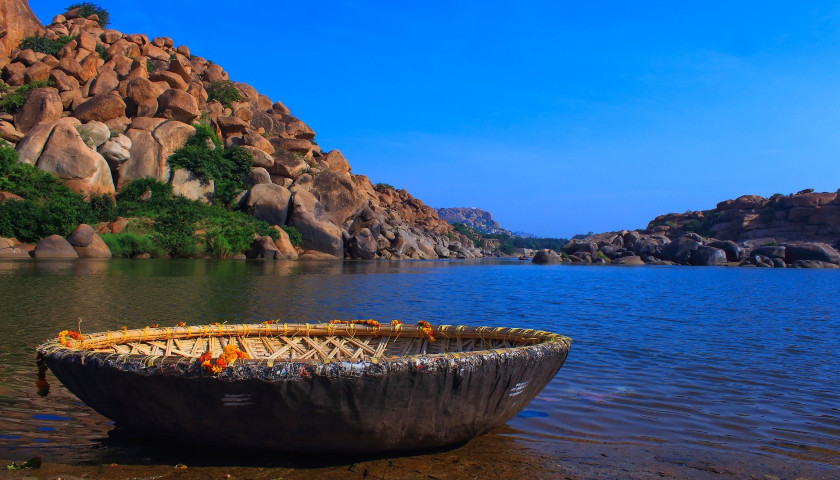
[42, 337, 569, 453]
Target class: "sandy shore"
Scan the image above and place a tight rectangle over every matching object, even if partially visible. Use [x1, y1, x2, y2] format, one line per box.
[4, 428, 840, 480]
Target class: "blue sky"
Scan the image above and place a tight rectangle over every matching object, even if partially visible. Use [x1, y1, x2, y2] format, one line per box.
[30, 1, 840, 237]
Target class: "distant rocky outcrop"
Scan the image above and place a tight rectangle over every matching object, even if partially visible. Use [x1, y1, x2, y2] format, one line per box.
[435, 207, 513, 236]
[0, 4, 481, 260]
[646, 189, 840, 246]
[534, 188, 840, 268]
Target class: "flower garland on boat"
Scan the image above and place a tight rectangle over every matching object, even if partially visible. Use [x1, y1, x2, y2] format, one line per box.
[329, 319, 381, 327]
[417, 321, 435, 342]
[199, 343, 246, 374]
[57, 330, 82, 348]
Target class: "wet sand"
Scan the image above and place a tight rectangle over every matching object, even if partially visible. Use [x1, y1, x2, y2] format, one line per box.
[4, 428, 840, 480]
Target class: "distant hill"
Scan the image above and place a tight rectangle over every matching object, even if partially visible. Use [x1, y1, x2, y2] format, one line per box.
[435, 208, 513, 235]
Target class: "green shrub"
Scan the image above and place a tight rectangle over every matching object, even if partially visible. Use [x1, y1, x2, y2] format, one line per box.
[167, 125, 252, 207]
[282, 225, 302, 246]
[100, 232, 161, 257]
[95, 44, 109, 61]
[66, 2, 110, 27]
[115, 177, 174, 217]
[206, 80, 241, 108]
[375, 183, 395, 190]
[146, 59, 159, 72]
[18, 35, 75, 56]
[0, 80, 53, 114]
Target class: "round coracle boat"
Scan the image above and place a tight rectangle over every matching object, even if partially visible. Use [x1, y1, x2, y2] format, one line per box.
[37, 321, 571, 454]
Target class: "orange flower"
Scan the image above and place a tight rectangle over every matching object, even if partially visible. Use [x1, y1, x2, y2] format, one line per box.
[390, 320, 402, 325]
[329, 319, 381, 328]
[417, 321, 435, 342]
[175, 322, 185, 327]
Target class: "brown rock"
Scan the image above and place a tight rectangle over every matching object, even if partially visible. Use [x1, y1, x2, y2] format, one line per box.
[125, 77, 163, 104]
[89, 69, 119, 96]
[32, 235, 78, 259]
[59, 89, 81, 109]
[77, 52, 99, 82]
[245, 167, 272, 187]
[49, 68, 78, 91]
[245, 235, 281, 260]
[101, 29, 122, 44]
[74, 232, 111, 258]
[58, 55, 83, 80]
[99, 133, 131, 167]
[13, 87, 62, 133]
[0, 120, 24, 142]
[77, 31, 98, 52]
[247, 183, 292, 227]
[14, 48, 39, 66]
[67, 223, 95, 246]
[2, 61, 26, 82]
[309, 172, 367, 227]
[241, 145, 274, 168]
[270, 225, 298, 260]
[216, 115, 249, 135]
[14, 119, 56, 164]
[176, 45, 190, 57]
[36, 117, 115, 196]
[130, 116, 166, 131]
[244, 131, 275, 154]
[73, 93, 126, 123]
[141, 43, 169, 61]
[118, 128, 162, 189]
[323, 150, 350, 174]
[149, 70, 188, 90]
[289, 189, 344, 258]
[108, 216, 128, 234]
[22, 61, 50, 83]
[284, 117, 315, 139]
[0, 191, 24, 203]
[135, 98, 158, 117]
[152, 120, 194, 164]
[167, 56, 192, 84]
[156, 88, 199, 123]
[0, 0, 44, 57]
[272, 137, 312, 154]
[267, 150, 307, 179]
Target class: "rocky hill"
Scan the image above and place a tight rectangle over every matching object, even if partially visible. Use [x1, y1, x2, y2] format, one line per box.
[532, 188, 840, 268]
[435, 207, 512, 236]
[0, 1, 483, 260]
[645, 188, 840, 245]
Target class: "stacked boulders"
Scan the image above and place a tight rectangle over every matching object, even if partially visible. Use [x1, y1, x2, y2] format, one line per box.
[1, 5, 464, 260]
[532, 229, 840, 268]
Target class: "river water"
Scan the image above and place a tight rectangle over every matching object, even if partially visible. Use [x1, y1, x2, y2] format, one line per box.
[1, 259, 839, 479]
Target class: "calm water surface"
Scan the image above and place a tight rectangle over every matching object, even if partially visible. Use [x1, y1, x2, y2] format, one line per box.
[1, 259, 839, 477]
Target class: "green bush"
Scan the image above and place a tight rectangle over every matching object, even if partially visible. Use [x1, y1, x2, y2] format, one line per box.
[0, 80, 53, 114]
[95, 44, 110, 61]
[113, 178, 275, 257]
[167, 124, 252, 207]
[146, 58, 159, 72]
[100, 232, 161, 257]
[0, 141, 116, 242]
[375, 183, 395, 190]
[18, 35, 75, 56]
[66, 2, 110, 27]
[282, 225, 302, 246]
[206, 81, 241, 108]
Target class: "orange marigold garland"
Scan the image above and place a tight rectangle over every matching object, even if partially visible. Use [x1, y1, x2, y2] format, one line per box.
[200, 343, 246, 374]
[175, 322, 185, 327]
[57, 330, 82, 348]
[417, 321, 435, 342]
[390, 320, 402, 326]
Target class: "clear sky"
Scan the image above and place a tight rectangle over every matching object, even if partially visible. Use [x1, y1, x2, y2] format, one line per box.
[30, 1, 840, 238]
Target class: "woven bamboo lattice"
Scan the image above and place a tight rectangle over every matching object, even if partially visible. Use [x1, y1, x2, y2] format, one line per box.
[45, 322, 565, 365]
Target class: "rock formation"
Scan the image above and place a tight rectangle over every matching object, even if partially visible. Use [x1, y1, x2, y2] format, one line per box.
[436, 207, 513, 236]
[0, 4, 476, 260]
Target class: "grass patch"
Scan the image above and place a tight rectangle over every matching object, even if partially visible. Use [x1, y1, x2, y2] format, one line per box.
[100, 232, 161, 257]
[282, 225, 302, 246]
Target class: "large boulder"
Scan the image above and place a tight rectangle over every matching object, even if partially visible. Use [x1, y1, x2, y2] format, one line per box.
[0, 0, 44, 57]
[269, 226, 298, 260]
[35, 118, 115, 196]
[689, 246, 727, 266]
[73, 94, 127, 123]
[289, 190, 343, 258]
[346, 228, 377, 259]
[14, 119, 56, 164]
[99, 133, 132, 166]
[245, 235, 281, 260]
[247, 183, 291, 227]
[13, 87, 62, 133]
[309, 172, 367, 228]
[118, 128, 162, 189]
[532, 249, 562, 264]
[784, 243, 840, 265]
[66, 224, 111, 258]
[612, 255, 645, 265]
[322, 150, 350, 174]
[32, 234, 78, 258]
[708, 240, 742, 262]
[659, 237, 701, 264]
[156, 88, 199, 123]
